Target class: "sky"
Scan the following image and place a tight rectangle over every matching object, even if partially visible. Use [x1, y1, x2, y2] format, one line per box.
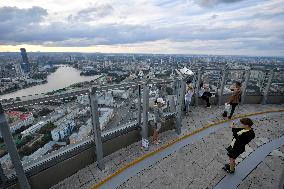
[0, 0, 284, 56]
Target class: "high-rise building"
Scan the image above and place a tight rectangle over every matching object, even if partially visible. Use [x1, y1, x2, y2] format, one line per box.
[20, 48, 30, 73]
[20, 48, 29, 64]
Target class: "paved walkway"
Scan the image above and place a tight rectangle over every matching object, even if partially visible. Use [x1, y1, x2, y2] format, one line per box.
[51, 104, 284, 189]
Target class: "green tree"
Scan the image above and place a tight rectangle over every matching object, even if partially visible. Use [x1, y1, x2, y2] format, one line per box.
[19, 145, 33, 157]
[38, 108, 52, 117]
[42, 133, 52, 143]
[38, 122, 56, 134]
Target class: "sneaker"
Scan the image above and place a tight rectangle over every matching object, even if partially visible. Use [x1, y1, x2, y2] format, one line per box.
[206, 106, 211, 109]
[222, 164, 235, 173]
[154, 141, 160, 145]
[223, 164, 230, 170]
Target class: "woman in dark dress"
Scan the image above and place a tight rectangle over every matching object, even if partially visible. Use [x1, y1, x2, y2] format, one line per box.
[223, 118, 255, 173]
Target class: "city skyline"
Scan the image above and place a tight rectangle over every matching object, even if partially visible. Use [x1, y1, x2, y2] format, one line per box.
[0, 0, 284, 56]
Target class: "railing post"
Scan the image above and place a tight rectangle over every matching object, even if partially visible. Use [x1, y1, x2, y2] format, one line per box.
[141, 83, 149, 150]
[0, 164, 7, 188]
[137, 85, 142, 127]
[241, 68, 250, 105]
[89, 87, 104, 170]
[169, 95, 176, 112]
[0, 160, 7, 188]
[195, 68, 202, 106]
[0, 104, 31, 189]
[181, 80, 186, 114]
[218, 68, 227, 106]
[261, 70, 274, 104]
[175, 79, 182, 135]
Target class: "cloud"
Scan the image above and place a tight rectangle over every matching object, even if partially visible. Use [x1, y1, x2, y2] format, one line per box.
[0, 0, 284, 56]
[195, 0, 244, 7]
[0, 6, 47, 39]
[211, 14, 218, 19]
[0, 6, 47, 22]
[68, 3, 114, 21]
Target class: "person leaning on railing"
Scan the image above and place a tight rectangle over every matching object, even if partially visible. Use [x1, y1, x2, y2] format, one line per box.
[223, 81, 242, 119]
[184, 84, 194, 115]
[223, 118, 255, 173]
[153, 98, 166, 145]
[199, 83, 212, 108]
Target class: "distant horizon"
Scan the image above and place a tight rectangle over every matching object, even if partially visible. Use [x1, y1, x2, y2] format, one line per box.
[0, 50, 284, 59]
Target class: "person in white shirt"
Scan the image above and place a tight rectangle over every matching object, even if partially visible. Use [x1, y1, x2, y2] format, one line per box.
[185, 85, 194, 115]
[153, 98, 165, 144]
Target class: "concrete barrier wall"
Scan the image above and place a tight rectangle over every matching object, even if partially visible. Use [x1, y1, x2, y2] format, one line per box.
[244, 95, 263, 104]
[8, 146, 96, 189]
[267, 95, 284, 104]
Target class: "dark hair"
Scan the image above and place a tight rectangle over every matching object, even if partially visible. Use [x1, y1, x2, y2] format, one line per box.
[240, 118, 253, 127]
[236, 81, 242, 87]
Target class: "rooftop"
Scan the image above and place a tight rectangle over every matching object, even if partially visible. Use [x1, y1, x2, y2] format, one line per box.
[51, 104, 284, 189]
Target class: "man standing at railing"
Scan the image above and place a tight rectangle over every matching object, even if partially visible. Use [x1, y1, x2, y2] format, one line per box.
[223, 81, 242, 119]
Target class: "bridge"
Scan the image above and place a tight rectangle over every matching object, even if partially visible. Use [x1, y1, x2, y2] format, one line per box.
[0, 68, 283, 189]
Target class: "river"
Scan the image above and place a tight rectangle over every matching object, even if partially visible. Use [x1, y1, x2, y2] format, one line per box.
[0, 66, 100, 99]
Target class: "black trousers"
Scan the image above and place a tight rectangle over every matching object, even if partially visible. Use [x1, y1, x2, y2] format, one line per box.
[201, 92, 211, 107]
[229, 103, 238, 118]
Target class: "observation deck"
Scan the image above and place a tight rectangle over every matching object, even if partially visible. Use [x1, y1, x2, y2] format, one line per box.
[51, 104, 284, 189]
[0, 68, 283, 189]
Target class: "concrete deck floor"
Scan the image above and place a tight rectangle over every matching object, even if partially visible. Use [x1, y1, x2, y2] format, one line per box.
[51, 104, 284, 189]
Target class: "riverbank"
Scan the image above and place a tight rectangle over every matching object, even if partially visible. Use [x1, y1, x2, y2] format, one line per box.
[0, 80, 47, 96]
[0, 66, 101, 100]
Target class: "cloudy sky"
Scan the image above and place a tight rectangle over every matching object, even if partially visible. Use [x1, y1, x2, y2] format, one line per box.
[0, 0, 284, 56]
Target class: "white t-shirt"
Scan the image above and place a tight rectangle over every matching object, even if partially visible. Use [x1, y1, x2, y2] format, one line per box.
[185, 91, 193, 101]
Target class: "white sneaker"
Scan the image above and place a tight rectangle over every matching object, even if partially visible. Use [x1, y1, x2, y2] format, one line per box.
[154, 140, 161, 145]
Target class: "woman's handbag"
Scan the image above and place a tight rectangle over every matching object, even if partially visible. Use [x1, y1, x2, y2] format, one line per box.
[223, 103, 231, 117]
[224, 103, 231, 112]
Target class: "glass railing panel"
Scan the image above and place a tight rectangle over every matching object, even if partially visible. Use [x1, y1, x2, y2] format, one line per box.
[269, 70, 284, 95]
[201, 69, 222, 95]
[246, 70, 268, 95]
[0, 90, 88, 175]
[224, 70, 245, 95]
[100, 84, 139, 134]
